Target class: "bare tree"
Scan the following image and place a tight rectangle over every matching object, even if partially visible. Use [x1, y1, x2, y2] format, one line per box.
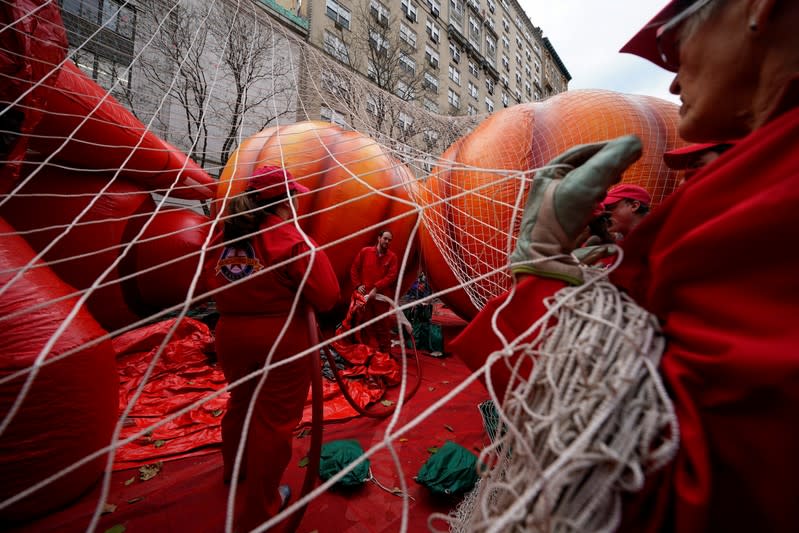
[209, 2, 295, 165]
[131, 0, 212, 166]
[333, 3, 428, 143]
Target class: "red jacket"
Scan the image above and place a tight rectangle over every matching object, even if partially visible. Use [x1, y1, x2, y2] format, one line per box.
[206, 214, 340, 318]
[452, 101, 799, 531]
[350, 246, 398, 296]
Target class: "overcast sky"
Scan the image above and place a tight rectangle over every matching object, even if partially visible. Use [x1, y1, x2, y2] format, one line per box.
[517, 0, 680, 104]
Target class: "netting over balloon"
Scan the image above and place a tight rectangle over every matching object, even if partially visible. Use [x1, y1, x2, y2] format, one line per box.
[1, 1, 686, 531]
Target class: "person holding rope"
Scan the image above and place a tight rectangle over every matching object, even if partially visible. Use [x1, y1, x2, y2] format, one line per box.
[452, 0, 799, 530]
[350, 230, 399, 354]
[205, 165, 340, 531]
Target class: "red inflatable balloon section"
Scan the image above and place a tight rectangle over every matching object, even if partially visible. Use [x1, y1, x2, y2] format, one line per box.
[0, 218, 119, 523]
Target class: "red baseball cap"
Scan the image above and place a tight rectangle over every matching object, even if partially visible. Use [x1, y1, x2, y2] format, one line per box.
[602, 184, 652, 207]
[619, 0, 691, 72]
[247, 165, 309, 201]
[663, 142, 733, 169]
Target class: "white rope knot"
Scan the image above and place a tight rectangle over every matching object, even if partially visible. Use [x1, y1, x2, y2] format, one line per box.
[435, 279, 679, 533]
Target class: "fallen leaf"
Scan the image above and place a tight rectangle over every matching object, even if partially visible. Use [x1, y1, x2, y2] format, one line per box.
[123, 477, 135, 486]
[212, 409, 223, 417]
[444, 424, 454, 432]
[399, 438, 409, 443]
[102, 503, 117, 515]
[427, 447, 439, 454]
[427, 386, 436, 392]
[104, 525, 126, 533]
[138, 462, 163, 481]
[442, 380, 450, 384]
[127, 497, 144, 504]
[154, 440, 166, 448]
[380, 399, 395, 407]
[298, 457, 310, 468]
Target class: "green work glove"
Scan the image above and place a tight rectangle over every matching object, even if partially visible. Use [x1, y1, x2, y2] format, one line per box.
[508, 135, 643, 285]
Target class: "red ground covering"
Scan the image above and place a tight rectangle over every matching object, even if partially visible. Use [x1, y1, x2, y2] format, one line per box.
[10, 320, 486, 533]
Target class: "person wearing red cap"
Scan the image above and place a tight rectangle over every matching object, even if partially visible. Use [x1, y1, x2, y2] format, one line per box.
[453, 0, 799, 530]
[349, 230, 399, 353]
[601, 183, 652, 239]
[204, 165, 340, 530]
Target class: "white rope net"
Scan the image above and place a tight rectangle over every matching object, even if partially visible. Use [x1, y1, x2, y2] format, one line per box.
[0, 1, 684, 531]
[434, 271, 679, 533]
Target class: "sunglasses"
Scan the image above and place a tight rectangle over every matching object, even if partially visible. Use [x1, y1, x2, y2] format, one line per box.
[655, 0, 714, 69]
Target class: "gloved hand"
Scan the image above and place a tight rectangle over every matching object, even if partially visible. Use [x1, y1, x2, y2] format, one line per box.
[508, 135, 643, 284]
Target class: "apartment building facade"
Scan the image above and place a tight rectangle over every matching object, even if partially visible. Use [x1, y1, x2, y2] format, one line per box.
[304, 0, 570, 119]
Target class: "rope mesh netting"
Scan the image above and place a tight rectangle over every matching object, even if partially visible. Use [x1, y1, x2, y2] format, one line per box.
[0, 1, 684, 531]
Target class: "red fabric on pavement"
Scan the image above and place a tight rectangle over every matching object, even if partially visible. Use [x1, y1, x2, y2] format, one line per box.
[10, 350, 488, 533]
[114, 317, 226, 470]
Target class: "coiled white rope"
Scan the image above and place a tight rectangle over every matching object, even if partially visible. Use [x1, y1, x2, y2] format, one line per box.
[432, 276, 679, 533]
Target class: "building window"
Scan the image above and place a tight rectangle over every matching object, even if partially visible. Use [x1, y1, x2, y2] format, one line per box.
[396, 80, 415, 100]
[398, 111, 414, 131]
[400, 23, 417, 48]
[525, 81, 531, 96]
[425, 45, 440, 69]
[485, 77, 494, 94]
[449, 0, 464, 24]
[502, 55, 509, 70]
[515, 69, 522, 85]
[500, 73, 509, 87]
[502, 17, 509, 32]
[468, 16, 480, 47]
[369, 29, 389, 53]
[322, 70, 349, 97]
[468, 80, 478, 99]
[426, 18, 440, 43]
[501, 35, 509, 49]
[448, 65, 460, 85]
[426, 0, 441, 17]
[485, 35, 496, 58]
[502, 92, 509, 107]
[324, 31, 350, 63]
[370, 0, 390, 26]
[326, 0, 351, 29]
[515, 35, 522, 48]
[485, 96, 494, 112]
[467, 104, 477, 115]
[424, 129, 440, 143]
[400, 54, 416, 74]
[424, 71, 439, 92]
[448, 88, 460, 109]
[321, 106, 348, 128]
[449, 43, 461, 63]
[401, 0, 418, 23]
[468, 60, 479, 78]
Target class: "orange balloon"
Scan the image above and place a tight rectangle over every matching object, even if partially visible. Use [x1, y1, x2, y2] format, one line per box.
[414, 89, 687, 320]
[215, 121, 421, 302]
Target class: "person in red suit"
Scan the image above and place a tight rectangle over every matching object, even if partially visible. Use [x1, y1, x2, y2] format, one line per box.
[452, 0, 799, 530]
[349, 230, 399, 353]
[205, 165, 340, 531]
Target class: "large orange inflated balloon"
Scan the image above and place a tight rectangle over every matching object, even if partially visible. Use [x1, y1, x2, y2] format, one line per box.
[414, 89, 687, 320]
[215, 121, 420, 303]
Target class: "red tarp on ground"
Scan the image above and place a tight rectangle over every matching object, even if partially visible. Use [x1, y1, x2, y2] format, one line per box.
[10, 336, 487, 533]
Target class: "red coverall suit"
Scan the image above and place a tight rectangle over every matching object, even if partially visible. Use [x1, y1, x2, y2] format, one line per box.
[350, 245, 398, 353]
[205, 214, 340, 530]
[452, 86, 799, 531]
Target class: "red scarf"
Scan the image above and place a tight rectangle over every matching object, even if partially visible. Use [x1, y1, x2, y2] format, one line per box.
[614, 104, 799, 531]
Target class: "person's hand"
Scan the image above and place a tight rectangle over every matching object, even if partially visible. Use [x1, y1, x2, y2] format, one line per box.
[508, 135, 643, 284]
[357, 285, 366, 295]
[367, 287, 377, 301]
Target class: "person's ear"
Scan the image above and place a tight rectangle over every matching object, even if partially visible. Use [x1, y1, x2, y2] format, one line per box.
[630, 200, 641, 211]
